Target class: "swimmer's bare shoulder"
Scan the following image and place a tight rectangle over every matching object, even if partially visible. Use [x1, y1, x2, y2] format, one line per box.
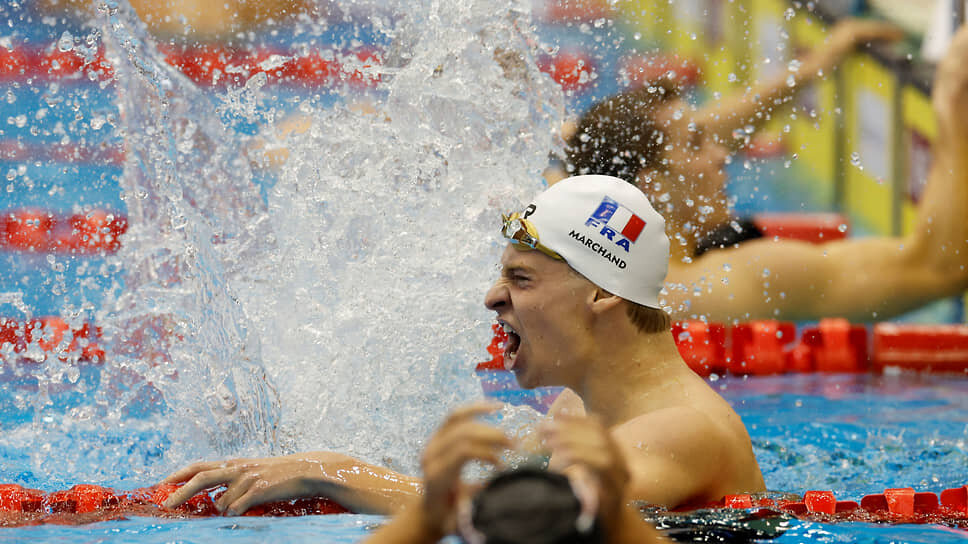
[547, 388, 764, 507]
[610, 404, 765, 507]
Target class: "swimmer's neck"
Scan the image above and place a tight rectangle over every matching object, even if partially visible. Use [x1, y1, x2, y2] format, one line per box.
[575, 329, 695, 427]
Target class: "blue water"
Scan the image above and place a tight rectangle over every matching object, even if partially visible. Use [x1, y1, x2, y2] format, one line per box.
[0, 373, 965, 541]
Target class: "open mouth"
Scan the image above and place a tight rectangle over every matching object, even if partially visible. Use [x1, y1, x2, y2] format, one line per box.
[500, 322, 521, 370]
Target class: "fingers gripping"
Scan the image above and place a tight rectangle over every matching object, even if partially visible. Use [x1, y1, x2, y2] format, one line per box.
[162, 467, 239, 509]
[162, 460, 232, 484]
[215, 472, 258, 513]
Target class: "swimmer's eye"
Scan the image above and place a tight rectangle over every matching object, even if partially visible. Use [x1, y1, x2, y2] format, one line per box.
[509, 272, 531, 285]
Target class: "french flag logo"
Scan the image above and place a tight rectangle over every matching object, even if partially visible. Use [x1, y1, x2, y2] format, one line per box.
[588, 196, 646, 243]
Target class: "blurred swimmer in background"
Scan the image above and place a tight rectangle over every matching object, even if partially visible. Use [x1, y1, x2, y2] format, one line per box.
[566, 21, 968, 325]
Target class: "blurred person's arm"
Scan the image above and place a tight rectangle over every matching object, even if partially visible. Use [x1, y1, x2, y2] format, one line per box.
[543, 415, 671, 544]
[364, 402, 511, 544]
[696, 19, 903, 150]
[665, 23, 968, 324]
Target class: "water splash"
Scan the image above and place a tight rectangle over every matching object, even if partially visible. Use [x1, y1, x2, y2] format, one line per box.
[87, 0, 564, 477]
[96, 0, 280, 464]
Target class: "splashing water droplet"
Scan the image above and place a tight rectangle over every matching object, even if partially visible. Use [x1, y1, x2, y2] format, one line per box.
[838, 223, 848, 233]
[57, 30, 74, 52]
[850, 152, 863, 170]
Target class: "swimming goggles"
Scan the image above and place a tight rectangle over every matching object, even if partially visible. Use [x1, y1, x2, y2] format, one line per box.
[501, 212, 564, 261]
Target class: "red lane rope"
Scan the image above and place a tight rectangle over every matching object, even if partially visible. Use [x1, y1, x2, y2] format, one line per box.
[0, 43, 383, 88]
[0, 482, 963, 528]
[0, 317, 104, 364]
[0, 483, 348, 527]
[1, 208, 127, 255]
[477, 318, 968, 375]
[0, 40, 675, 94]
[703, 486, 968, 529]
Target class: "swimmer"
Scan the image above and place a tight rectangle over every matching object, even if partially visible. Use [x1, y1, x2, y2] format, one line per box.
[566, 21, 968, 324]
[551, 19, 903, 183]
[161, 175, 765, 514]
[363, 403, 670, 544]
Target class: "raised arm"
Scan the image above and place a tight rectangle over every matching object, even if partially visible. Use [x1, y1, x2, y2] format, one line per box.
[697, 19, 902, 148]
[666, 25, 968, 323]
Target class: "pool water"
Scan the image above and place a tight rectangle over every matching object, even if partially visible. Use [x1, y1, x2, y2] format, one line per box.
[1, 1, 966, 542]
[0, 372, 966, 542]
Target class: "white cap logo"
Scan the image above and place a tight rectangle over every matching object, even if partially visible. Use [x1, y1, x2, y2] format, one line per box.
[521, 175, 669, 308]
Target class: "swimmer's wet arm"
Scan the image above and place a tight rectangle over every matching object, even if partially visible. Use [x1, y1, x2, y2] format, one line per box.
[286, 452, 424, 515]
[668, 26, 968, 325]
[916, 23, 968, 274]
[696, 19, 902, 150]
[667, 234, 967, 323]
[160, 452, 422, 516]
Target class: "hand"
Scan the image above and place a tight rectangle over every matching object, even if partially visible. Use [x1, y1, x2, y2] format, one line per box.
[160, 452, 352, 515]
[541, 415, 631, 530]
[418, 402, 512, 537]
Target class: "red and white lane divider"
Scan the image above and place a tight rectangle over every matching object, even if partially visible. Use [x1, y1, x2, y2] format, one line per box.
[0, 316, 104, 363]
[477, 318, 968, 375]
[1, 209, 126, 254]
[0, 43, 383, 88]
[0, 37, 705, 101]
[0, 482, 963, 527]
[674, 318, 968, 376]
[0, 483, 347, 526]
[0, 40, 615, 93]
[708, 486, 968, 527]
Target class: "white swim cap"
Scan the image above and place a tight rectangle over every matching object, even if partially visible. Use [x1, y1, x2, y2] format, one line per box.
[510, 175, 669, 308]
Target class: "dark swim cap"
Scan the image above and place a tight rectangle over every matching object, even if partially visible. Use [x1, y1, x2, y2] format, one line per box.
[469, 467, 603, 544]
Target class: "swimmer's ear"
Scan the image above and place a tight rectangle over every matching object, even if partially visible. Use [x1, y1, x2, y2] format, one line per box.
[589, 288, 622, 314]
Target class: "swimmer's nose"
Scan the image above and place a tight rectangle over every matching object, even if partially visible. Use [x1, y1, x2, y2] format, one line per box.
[484, 280, 508, 312]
